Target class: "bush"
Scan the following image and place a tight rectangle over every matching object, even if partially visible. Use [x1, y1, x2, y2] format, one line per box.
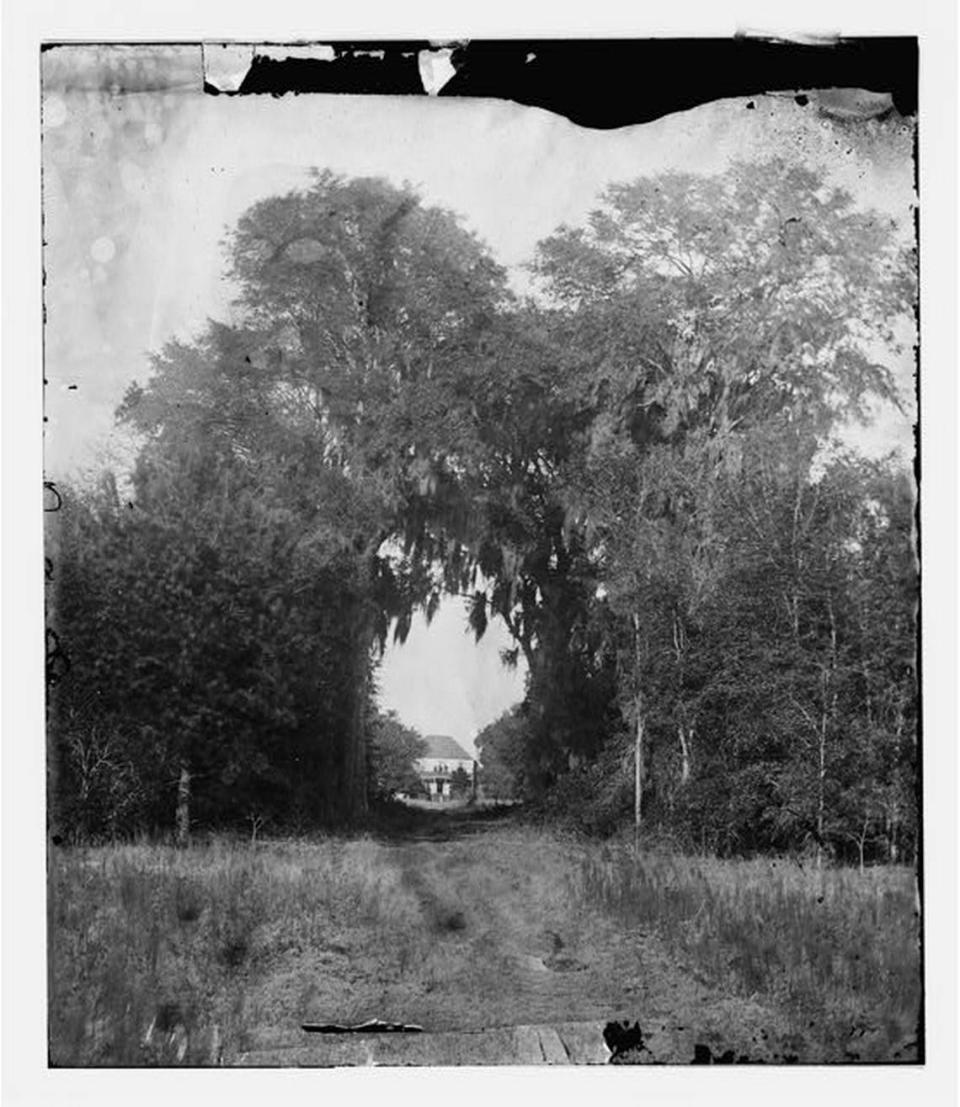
[449, 766, 472, 799]
[53, 712, 162, 841]
[536, 738, 634, 837]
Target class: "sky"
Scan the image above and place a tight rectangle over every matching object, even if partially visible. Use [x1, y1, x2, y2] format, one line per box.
[41, 45, 917, 752]
[376, 601, 525, 755]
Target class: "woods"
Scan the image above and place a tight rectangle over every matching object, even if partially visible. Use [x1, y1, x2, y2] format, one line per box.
[48, 159, 917, 862]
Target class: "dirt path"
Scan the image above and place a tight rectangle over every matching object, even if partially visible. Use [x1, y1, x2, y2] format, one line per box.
[236, 821, 796, 1065]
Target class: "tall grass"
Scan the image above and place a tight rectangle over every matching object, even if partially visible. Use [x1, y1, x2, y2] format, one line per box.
[48, 835, 425, 1066]
[49, 829, 921, 1065]
[577, 845, 921, 1059]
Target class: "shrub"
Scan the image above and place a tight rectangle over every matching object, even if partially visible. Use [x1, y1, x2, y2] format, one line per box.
[54, 713, 156, 841]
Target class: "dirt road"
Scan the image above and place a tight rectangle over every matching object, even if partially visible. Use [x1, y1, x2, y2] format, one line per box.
[236, 815, 796, 1065]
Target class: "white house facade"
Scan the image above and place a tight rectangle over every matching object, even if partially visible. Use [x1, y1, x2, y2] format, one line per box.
[415, 734, 476, 801]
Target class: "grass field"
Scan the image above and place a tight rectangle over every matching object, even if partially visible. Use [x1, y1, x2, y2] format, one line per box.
[47, 816, 921, 1066]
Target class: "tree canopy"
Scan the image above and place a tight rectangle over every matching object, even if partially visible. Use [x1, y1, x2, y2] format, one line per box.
[49, 158, 917, 861]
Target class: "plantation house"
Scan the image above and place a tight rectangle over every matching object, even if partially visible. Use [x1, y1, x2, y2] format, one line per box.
[416, 735, 476, 801]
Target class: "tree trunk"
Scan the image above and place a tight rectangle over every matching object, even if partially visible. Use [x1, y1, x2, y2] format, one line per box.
[634, 692, 645, 851]
[857, 815, 869, 875]
[817, 700, 827, 870]
[672, 611, 692, 786]
[816, 597, 838, 869]
[175, 760, 191, 846]
[888, 700, 905, 863]
[862, 660, 873, 728]
[339, 537, 385, 824]
[785, 588, 801, 647]
[678, 722, 692, 785]
[632, 612, 645, 852]
[343, 615, 372, 823]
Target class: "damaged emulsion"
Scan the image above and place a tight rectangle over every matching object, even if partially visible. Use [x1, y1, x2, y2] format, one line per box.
[45, 480, 71, 686]
[225, 44, 429, 98]
[202, 38, 916, 129]
[604, 1020, 802, 1064]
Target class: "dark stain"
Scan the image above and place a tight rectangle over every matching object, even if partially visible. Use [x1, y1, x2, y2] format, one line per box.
[154, 1001, 185, 1032]
[45, 627, 71, 687]
[546, 929, 565, 952]
[218, 937, 249, 968]
[174, 877, 203, 923]
[43, 481, 62, 512]
[546, 955, 586, 973]
[434, 907, 467, 932]
[604, 1020, 649, 1062]
[693, 1043, 784, 1064]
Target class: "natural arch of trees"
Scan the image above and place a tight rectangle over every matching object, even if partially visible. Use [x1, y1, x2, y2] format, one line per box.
[49, 159, 917, 861]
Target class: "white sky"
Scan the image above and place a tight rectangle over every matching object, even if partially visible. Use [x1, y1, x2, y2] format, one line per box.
[376, 601, 525, 756]
[41, 50, 917, 748]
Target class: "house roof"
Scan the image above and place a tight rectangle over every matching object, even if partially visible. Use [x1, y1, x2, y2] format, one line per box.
[420, 734, 474, 761]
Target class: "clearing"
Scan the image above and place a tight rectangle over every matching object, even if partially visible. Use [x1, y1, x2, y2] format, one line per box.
[48, 808, 921, 1066]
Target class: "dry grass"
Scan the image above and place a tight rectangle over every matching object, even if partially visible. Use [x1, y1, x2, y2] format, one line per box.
[48, 835, 425, 1065]
[576, 845, 921, 1059]
[48, 827, 921, 1066]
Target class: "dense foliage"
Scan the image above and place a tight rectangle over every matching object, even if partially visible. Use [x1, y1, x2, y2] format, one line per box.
[50, 463, 359, 837]
[51, 173, 505, 837]
[475, 708, 527, 800]
[368, 711, 428, 799]
[49, 159, 917, 860]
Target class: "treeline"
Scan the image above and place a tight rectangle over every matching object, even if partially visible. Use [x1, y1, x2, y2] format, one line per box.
[48, 160, 917, 859]
[478, 444, 916, 864]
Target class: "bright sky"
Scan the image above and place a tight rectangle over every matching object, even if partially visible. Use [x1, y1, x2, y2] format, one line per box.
[42, 47, 917, 750]
[376, 601, 525, 756]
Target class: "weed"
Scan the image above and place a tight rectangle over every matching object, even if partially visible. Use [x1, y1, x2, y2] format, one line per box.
[579, 845, 920, 1058]
[435, 908, 467, 932]
[174, 877, 203, 923]
[48, 830, 920, 1065]
[48, 834, 433, 1064]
